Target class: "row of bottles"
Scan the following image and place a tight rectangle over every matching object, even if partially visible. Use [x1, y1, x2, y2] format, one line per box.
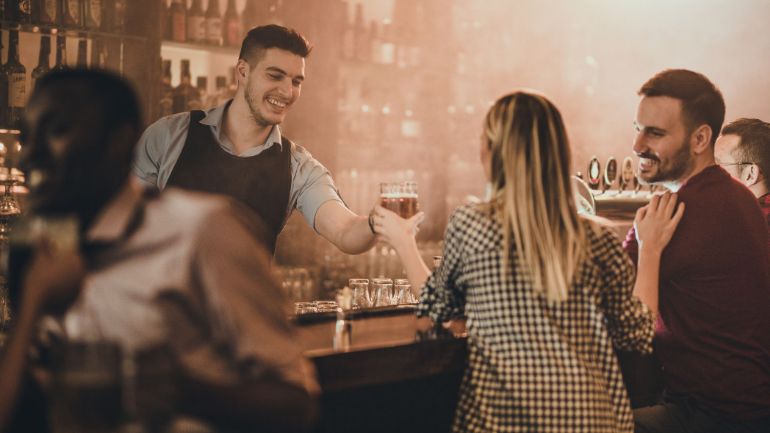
[340, 1, 421, 68]
[1, 30, 106, 129]
[158, 58, 236, 117]
[1, 0, 128, 34]
[163, 0, 242, 47]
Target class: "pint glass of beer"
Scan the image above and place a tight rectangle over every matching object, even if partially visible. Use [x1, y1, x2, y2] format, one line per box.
[379, 181, 419, 218]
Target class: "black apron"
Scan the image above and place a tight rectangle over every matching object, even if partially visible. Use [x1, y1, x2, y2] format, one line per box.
[166, 110, 292, 253]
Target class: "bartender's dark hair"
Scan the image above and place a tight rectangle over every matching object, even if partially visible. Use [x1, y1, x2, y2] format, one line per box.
[239, 24, 313, 68]
[639, 69, 725, 146]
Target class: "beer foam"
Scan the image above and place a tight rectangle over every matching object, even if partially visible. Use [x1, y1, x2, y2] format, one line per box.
[380, 193, 418, 199]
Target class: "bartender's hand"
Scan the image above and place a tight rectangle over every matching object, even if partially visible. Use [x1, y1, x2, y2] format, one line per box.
[22, 239, 86, 315]
[371, 206, 424, 251]
[634, 192, 685, 254]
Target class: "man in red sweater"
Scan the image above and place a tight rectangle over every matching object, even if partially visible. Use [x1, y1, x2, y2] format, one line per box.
[625, 69, 770, 433]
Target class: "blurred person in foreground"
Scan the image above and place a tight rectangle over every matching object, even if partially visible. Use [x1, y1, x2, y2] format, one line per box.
[0, 69, 317, 433]
[626, 69, 770, 432]
[715, 118, 770, 239]
[134, 24, 377, 256]
[373, 90, 683, 432]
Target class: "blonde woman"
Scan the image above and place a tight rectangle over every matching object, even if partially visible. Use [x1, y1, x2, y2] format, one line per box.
[372, 91, 683, 432]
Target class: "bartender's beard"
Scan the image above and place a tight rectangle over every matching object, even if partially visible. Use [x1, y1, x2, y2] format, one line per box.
[244, 86, 278, 129]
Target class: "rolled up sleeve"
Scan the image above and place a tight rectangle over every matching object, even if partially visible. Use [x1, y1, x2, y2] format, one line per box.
[289, 145, 345, 231]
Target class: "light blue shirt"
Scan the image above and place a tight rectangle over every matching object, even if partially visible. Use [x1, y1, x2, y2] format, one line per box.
[132, 100, 344, 230]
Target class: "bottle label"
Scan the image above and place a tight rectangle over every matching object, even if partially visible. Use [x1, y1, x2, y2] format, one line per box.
[207, 18, 222, 43]
[10, 73, 27, 108]
[45, 0, 58, 21]
[113, 0, 127, 31]
[19, 0, 32, 15]
[89, 0, 102, 27]
[68, 0, 81, 24]
[380, 43, 395, 65]
[226, 21, 240, 46]
[188, 16, 205, 41]
[172, 14, 186, 41]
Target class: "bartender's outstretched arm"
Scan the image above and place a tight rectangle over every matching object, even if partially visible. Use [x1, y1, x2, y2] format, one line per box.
[314, 200, 377, 255]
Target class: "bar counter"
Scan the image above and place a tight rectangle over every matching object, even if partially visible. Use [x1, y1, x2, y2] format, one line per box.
[295, 309, 467, 433]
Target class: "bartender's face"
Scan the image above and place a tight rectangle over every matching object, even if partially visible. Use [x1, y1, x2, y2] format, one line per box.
[632, 96, 694, 187]
[242, 48, 305, 127]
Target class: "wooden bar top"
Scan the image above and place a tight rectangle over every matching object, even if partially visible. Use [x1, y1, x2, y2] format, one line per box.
[296, 311, 467, 392]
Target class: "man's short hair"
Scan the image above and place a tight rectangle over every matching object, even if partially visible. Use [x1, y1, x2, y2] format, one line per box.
[238, 24, 312, 68]
[722, 118, 770, 190]
[30, 68, 142, 153]
[639, 69, 725, 145]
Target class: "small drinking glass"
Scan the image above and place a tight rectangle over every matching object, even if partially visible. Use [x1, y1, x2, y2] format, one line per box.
[371, 278, 394, 307]
[394, 279, 415, 304]
[349, 278, 370, 309]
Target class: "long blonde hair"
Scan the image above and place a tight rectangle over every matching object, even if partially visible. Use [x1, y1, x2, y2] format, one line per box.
[485, 91, 589, 302]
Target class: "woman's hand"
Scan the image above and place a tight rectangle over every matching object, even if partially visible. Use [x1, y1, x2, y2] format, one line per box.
[371, 206, 424, 252]
[634, 192, 685, 255]
[22, 239, 86, 315]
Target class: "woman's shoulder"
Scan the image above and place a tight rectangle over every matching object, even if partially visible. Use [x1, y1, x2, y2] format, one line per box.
[449, 202, 498, 227]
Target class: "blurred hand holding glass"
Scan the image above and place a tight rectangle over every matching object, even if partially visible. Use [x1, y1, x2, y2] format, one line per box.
[50, 340, 124, 433]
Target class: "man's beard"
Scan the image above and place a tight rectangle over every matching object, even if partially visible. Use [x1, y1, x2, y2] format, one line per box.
[638, 136, 693, 185]
[244, 85, 275, 129]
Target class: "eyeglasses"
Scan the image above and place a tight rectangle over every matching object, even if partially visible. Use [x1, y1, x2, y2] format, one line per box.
[717, 161, 753, 167]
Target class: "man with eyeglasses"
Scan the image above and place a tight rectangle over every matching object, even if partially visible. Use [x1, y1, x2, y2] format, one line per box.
[715, 118, 770, 240]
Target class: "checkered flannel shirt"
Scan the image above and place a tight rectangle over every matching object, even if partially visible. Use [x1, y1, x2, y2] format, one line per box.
[417, 204, 654, 433]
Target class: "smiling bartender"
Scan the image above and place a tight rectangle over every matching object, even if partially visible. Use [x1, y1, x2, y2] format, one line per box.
[133, 25, 376, 254]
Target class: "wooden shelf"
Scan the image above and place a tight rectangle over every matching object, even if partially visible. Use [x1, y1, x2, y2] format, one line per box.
[161, 40, 239, 55]
[0, 21, 148, 42]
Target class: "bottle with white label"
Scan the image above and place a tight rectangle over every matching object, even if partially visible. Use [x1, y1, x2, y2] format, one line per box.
[4, 30, 27, 130]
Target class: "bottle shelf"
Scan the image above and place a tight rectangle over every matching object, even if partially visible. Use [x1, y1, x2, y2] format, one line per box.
[161, 40, 239, 55]
[0, 21, 148, 43]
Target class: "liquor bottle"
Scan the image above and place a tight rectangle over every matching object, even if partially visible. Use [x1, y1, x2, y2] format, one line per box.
[76, 38, 87, 67]
[379, 20, 395, 65]
[159, 59, 173, 116]
[52, 34, 68, 72]
[90, 37, 106, 68]
[4, 31, 27, 130]
[186, 0, 205, 43]
[191, 76, 206, 110]
[214, 75, 227, 106]
[83, 0, 103, 30]
[241, 0, 267, 31]
[14, 0, 33, 24]
[352, 3, 368, 62]
[35, 0, 59, 25]
[169, 0, 186, 42]
[161, 0, 171, 40]
[341, 1, 354, 60]
[172, 59, 196, 113]
[0, 36, 7, 128]
[205, 0, 222, 46]
[222, 0, 240, 47]
[226, 66, 236, 98]
[369, 20, 381, 64]
[106, 0, 126, 33]
[31, 35, 51, 89]
[62, 0, 83, 28]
